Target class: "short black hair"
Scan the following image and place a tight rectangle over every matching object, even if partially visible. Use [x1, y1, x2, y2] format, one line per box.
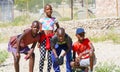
[44, 4, 52, 9]
[57, 27, 65, 35]
[32, 20, 40, 29]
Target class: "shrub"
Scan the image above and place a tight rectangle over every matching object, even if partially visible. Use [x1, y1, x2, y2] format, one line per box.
[90, 32, 120, 44]
[95, 62, 120, 72]
[0, 50, 9, 64]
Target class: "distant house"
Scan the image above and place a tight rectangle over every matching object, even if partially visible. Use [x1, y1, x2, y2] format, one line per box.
[0, 0, 14, 22]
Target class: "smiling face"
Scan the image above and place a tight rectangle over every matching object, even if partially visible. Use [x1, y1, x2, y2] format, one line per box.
[31, 21, 40, 35]
[76, 32, 85, 42]
[56, 28, 65, 42]
[44, 4, 52, 17]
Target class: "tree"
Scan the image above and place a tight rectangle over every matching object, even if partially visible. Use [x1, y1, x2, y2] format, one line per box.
[14, 0, 62, 13]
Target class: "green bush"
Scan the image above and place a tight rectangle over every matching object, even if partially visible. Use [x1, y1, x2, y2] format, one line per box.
[0, 50, 8, 64]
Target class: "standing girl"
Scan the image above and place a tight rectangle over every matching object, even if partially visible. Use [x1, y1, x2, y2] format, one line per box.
[38, 4, 59, 72]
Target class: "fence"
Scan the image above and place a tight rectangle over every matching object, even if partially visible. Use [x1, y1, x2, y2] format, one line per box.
[0, 0, 120, 22]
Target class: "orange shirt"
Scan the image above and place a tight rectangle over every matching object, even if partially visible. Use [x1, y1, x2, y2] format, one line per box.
[72, 38, 91, 59]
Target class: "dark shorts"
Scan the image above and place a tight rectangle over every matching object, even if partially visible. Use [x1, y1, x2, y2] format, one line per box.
[8, 42, 30, 55]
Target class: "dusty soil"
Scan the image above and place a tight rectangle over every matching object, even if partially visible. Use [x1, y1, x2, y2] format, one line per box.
[0, 21, 120, 72]
[0, 41, 120, 72]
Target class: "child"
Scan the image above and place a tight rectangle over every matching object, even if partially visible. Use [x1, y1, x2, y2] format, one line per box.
[38, 4, 59, 72]
[51, 28, 72, 72]
[8, 21, 40, 72]
[70, 28, 96, 72]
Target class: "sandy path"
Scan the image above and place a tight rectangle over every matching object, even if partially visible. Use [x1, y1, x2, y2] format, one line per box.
[0, 42, 120, 72]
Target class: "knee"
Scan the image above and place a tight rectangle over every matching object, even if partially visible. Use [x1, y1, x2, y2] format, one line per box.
[70, 61, 75, 67]
[13, 54, 20, 63]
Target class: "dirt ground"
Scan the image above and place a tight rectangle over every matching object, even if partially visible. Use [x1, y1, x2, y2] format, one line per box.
[0, 41, 120, 72]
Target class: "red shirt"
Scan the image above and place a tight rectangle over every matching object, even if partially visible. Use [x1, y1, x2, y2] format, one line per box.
[10, 29, 40, 48]
[73, 38, 91, 59]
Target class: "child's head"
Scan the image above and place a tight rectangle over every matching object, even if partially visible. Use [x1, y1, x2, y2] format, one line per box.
[31, 20, 40, 34]
[76, 28, 85, 41]
[44, 4, 52, 17]
[56, 28, 65, 42]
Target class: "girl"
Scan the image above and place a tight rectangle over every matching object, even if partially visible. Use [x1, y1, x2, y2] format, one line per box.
[38, 4, 59, 72]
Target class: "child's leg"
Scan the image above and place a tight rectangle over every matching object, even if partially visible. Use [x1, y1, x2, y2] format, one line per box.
[89, 52, 95, 72]
[39, 40, 46, 72]
[66, 50, 72, 72]
[51, 44, 62, 72]
[47, 50, 52, 72]
[51, 53, 60, 72]
[8, 42, 21, 72]
[29, 53, 35, 72]
[12, 52, 20, 72]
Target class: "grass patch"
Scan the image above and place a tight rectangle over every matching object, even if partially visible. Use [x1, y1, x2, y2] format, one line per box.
[90, 33, 120, 44]
[59, 17, 71, 21]
[95, 62, 120, 72]
[0, 15, 31, 28]
[0, 33, 9, 43]
[0, 50, 9, 64]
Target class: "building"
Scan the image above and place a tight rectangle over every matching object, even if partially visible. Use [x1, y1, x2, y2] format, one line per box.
[0, 0, 14, 22]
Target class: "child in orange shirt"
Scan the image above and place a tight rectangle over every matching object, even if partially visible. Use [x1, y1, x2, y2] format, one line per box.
[70, 28, 96, 72]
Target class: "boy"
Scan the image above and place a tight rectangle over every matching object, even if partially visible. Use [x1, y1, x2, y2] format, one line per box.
[51, 28, 72, 72]
[8, 21, 41, 72]
[70, 28, 96, 72]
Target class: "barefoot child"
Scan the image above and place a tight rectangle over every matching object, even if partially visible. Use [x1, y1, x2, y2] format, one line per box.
[8, 21, 41, 72]
[70, 28, 96, 72]
[51, 28, 72, 72]
[38, 4, 59, 72]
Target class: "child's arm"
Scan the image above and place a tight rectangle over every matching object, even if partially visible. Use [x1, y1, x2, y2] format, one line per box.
[54, 20, 60, 33]
[51, 37, 58, 58]
[17, 33, 26, 53]
[73, 51, 76, 61]
[52, 47, 58, 58]
[30, 42, 37, 52]
[61, 36, 72, 57]
[54, 18, 59, 29]
[17, 29, 30, 56]
[25, 42, 37, 60]
[37, 42, 41, 48]
[55, 22, 59, 29]
[89, 42, 95, 52]
[61, 43, 70, 57]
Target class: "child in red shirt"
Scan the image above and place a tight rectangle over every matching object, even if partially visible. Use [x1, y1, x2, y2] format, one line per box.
[70, 28, 96, 72]
[8, 21, 41, 72]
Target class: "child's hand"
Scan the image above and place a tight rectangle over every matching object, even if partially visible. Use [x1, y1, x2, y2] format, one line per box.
[24, 55, 30, 60]
[37, 43, 41, 48]
[59, 56, 64, 65]
[24, 50, 32, 60]
[75, 57, 80, 63]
